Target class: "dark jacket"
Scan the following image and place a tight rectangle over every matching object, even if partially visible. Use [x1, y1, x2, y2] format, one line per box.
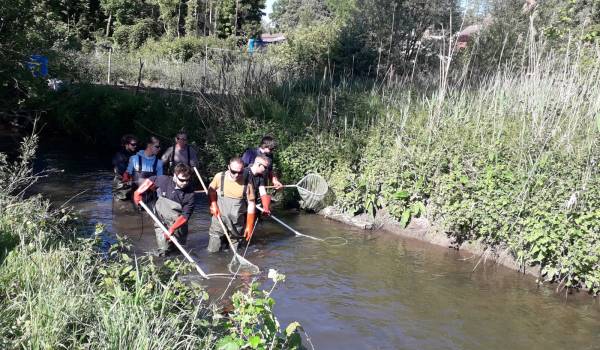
[241, 147, 274, 174]
[149, 175, 195, 220]
[112, 149, 135, 175]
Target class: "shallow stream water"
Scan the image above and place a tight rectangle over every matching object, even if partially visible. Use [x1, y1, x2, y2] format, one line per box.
[16, 139, 600, 350]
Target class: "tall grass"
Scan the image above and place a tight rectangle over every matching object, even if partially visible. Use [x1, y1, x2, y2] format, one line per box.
[47, 34, 600, 294]
[269, 49, 600, 294]
[67, 48, 285, 95]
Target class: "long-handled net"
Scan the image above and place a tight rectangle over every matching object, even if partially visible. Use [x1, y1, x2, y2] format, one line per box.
[218, 216, 260, 275]
[267, 173, 328, 210]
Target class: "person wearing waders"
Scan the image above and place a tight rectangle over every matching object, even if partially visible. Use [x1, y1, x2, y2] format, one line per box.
[161, 131, 200, 175]
[133, 164, 195, 256]
[206, 157, 257, 253]
[242, 154, 272, 217]
[241, 135, 284, 191]
[123, 136, 164, 188]
[111, 134, 137, 200]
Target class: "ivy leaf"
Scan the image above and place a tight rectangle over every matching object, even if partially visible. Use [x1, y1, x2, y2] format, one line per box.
[394, 190, 410, 200]
[216, 336, 240, 350]
[248, 335, 261, 349]
[400, 210, 411, 228]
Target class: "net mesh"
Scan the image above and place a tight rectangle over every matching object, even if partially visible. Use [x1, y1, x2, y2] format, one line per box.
[296, 173, 329, 210]
[220, 216, 260, 275]
[228, 256, 260, 275]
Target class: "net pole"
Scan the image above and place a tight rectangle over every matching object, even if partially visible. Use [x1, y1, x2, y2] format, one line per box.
[256, 205, 324, 241]
[140, 201, 210, 279]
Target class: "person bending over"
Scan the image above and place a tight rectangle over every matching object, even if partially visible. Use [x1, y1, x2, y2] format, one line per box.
[133, 163, 195, 256]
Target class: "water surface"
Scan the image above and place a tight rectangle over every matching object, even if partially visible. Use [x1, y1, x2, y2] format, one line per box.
[26, 145, 600, 350]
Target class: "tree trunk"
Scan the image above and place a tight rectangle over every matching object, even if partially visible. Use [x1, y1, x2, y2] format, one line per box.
[105, 11, 112, 37]
[177, 0, 182, 38]
[203, 0, 208, 35]
[234, 0, 239, 37]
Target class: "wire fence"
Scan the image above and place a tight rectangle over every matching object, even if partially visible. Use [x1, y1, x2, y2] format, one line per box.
[71, 47, 287, 95]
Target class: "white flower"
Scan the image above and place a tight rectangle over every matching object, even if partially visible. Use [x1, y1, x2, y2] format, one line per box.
[268, 268, 286, 283]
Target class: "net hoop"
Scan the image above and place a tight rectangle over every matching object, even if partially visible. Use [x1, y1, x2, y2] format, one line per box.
[295, 173, 329, 210]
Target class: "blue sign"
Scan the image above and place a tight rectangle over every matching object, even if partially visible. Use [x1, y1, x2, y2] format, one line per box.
[28, 55, 49, 78]
[248, 38, 256, 54]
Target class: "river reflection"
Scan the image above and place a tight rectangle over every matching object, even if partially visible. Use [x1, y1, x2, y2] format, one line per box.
[26, 144, 600, 350]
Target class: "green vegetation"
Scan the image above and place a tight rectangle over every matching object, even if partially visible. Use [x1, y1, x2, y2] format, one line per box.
[40, 44, 600, 295]
[0, 135, 303, 348]
[2, 2, 599, 349]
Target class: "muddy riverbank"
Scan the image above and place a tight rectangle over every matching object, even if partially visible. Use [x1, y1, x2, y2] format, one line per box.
[320, 206, 542, 279]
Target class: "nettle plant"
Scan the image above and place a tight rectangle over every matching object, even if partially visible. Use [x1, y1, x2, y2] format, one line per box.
[216, 269, 303, 350]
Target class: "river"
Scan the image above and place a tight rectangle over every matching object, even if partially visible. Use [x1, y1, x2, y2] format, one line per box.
[17, 137, 600, 350]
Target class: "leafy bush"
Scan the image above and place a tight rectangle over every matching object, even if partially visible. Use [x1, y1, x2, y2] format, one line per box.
[269, 19, 343, 72]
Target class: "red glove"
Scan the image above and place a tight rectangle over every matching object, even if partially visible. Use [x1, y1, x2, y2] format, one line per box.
[208, 189, 220, 217]
[244, 212, 257, 241]
[133, 179, 154, 206]
[166, 215, 187, 240]
[260, 195, 272, 216]
[122, 172, 131, 183]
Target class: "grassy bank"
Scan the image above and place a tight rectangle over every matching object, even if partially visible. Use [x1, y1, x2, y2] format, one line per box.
[42, 51, 600, 295]
[0, 134, 302, 349]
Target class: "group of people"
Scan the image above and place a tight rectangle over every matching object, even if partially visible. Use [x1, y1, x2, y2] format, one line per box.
[112, 132, 283, 256]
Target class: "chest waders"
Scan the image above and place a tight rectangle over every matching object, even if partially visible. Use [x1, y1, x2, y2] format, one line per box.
[167, 145, 191, 175]
[207, 172, 248, 253]
[112, 151, 135, 202]
[133, 155, 159, 203]
[134, 155, 159, 186]
[153, 196, 187, 254]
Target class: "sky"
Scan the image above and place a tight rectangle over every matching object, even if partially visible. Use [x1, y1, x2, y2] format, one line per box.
[264, 0, 275, 22]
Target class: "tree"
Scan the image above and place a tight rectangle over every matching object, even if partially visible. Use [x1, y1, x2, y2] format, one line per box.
[146, 0, 182, 37]
[0, 0, 66, 111]
[540, 0, 600, 44]
[217, 0, 237, 37]
[100, 0, 143, 36]
[351, 0, 461, 73]
[271, 0, 330, 30]
[185, 0, 201, 36]
[238, 0, 265, 37]
[217, 0, 265, 39]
